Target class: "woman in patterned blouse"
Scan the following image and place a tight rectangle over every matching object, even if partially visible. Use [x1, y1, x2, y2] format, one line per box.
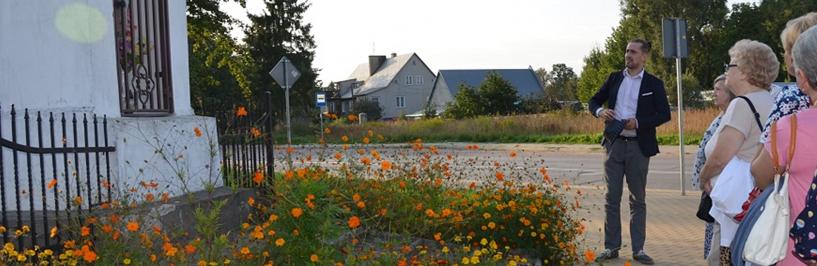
[760, 12, 817, 144]
[696, 75, 735, 265]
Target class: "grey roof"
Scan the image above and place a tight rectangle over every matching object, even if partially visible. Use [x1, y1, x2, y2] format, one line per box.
[347, 53, 416, 96]
[435, 69, 544, 98]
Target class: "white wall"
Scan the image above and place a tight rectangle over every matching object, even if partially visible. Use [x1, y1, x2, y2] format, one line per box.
[370, 55, 435, 119]
[0, 0, 192, 117]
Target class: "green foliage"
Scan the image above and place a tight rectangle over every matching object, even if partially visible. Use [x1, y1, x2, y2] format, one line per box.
[350, 98, 383, 121]
[478, 71, 520, 115]
[242, 0, 320, 123]
[443, 84, 483, 119]
[545, 64, 579, 101]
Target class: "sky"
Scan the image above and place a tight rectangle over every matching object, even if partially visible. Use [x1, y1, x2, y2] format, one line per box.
[222, 0, 760, 84]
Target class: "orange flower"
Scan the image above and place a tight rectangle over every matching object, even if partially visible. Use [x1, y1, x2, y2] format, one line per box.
[50, 226, 58, 238]
[495, 171, 505, 181]
[47, 179, 57, 189]
[253, 171, 264, 184]
[163, 242, 178, 257]
[348, 216, 361, 229]
[236, 106, 248, 117]
[296, 168, 307, 178]
[185, 244, 196, 255]
[126, 221, 139, 232]
[324, 127, 331, 134]
[81, 226, 90, 237]
[247, 196, 255, 206]
[362, 137, 370, 144]
[194, 127, 202, 137]
[275, 238, 285, 247]
[584, 249, 596, 263]
[310, 254, 319, 262]
[291, 208, 303, 218]
[360, 157, 371, 165]
[380, 160, 392, 170]
[624, 260, 632, 266]
[356, 201, 366, 209]
[334, 152, 343, 160]
[284, 170, 294, 180]
[509, 150, 517, 157]
[110, 214, 121, 224]
[146, 193, 155, 202]
[425, 209, 437, 218]
[81, 245, 97, 262]
[102, 224, 113, 234]
[352, 193, 361, 202]
[250, 127, 262, 138]
[341, 135, 349, 142]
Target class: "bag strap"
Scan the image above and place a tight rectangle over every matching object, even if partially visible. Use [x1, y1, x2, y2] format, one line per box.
[737, 96, 764, 130]
[772, 114, 798, 173]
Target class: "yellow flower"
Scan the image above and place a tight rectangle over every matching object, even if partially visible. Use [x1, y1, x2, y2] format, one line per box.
[480, 238, 488, 246]
[50, 226, 58, 238]
[123, 258, 132, 265]
[442, 246, 449, 253]
[482, 213, 491, 219]
[470, 256, 480, 264]
[0, 226, 5, 234]
[488, 222, 496, 229]
[275, 238, 285, 246]
[461, 257, 470, 265]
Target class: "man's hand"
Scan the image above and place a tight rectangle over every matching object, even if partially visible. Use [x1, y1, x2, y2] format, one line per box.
[599, 109, 616, 121]
[624, 118, 637, 130]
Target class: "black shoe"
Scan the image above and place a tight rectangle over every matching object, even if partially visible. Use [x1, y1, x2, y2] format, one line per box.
[596, 249, 619, 261]
[633, 250, 655, 265]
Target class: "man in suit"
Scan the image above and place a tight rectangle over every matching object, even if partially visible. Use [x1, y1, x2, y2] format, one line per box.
[588, 39, 671, 265]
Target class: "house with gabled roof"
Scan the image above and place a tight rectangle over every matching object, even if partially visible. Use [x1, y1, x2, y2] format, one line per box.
[328, 53, 435, 119]
[426, 68, 545, 114]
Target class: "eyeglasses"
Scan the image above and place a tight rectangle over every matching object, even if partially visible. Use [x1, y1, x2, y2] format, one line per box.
[724, 63, 738, 72]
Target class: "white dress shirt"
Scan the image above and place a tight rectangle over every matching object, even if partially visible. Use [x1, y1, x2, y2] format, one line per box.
[616, 69, 643, 136]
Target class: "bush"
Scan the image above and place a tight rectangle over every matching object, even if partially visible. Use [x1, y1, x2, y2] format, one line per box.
[351, 99, 383, 121]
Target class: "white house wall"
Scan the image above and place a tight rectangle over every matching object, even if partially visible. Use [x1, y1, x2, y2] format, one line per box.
[0, 0, 193, 117]
[369, 55, 435, 119]
[428, 77, 453, 113]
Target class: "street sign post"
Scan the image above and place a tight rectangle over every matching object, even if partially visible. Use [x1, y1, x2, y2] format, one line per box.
[662, 18, 689, 196]
[269, 56, 301, 167]
[316, 92, 326, 143]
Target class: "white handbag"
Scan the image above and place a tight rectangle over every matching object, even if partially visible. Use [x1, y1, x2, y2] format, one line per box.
[743, 115, 797, 265]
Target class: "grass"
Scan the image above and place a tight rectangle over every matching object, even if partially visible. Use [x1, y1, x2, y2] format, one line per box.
[278, 108, 717, 145]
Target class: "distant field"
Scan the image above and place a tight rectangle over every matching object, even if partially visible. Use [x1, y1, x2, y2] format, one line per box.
[274, 108, 719, 145]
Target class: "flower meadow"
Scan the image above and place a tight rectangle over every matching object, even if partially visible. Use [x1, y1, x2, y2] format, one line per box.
[1, 110, 593, 265]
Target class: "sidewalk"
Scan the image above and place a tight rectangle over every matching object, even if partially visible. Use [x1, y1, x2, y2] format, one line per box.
[576, 185, 706, 266]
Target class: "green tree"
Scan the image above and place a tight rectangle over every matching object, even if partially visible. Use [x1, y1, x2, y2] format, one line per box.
[351, 98, 383, 121]
[478, 72, 519, 115]
[443, 84, 482, 119]
[187, 0, 248, 116]
[546, 64, 579, 101]
[242, 0, 319, 123]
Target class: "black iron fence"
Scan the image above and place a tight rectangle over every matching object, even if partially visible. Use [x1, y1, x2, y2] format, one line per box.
[0, 105, 115, 249]
[217, 92, 275, 188]
[114, 0, 174, 116]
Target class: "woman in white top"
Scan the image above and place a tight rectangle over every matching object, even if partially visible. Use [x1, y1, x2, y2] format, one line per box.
[699, 39, 779, 265]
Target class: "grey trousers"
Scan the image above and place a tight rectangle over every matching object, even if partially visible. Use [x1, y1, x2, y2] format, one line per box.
[603, 138, 650, 253]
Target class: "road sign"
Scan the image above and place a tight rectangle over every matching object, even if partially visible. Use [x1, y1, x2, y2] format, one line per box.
[662, 18, 688, 59]
[269, 56, 301, 90]
[316, 92, 326, 108]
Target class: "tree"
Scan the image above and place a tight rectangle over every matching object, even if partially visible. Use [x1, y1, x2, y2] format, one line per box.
[478, 72, 519, 115]
[242, 0, 319, 124]
[443, 84, 482, 119]
[187, 0, 248, 116]
[546, 64, 579, 101]
[350, 98, 382, 121]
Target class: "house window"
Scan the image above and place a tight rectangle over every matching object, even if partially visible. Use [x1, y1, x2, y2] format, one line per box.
[405, 76, 423, 86]
[114, 0, 174, 116]
[396, 96, 405, 108]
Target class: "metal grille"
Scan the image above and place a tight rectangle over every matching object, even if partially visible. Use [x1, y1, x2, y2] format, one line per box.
[1, 105, 115, 249]
[114, 0, 174, 116]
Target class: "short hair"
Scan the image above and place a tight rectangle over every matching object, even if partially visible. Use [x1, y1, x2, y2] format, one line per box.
[713, 74, 726, 86]
[629, 39, 651, 53]
[780, 12, 817, 52]
[728, 39, 780, 89]
[792, 25, 817, 89]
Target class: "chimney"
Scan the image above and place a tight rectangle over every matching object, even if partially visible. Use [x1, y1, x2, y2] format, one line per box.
[368, 55, 387, 76]
[390, 53, 397, 58]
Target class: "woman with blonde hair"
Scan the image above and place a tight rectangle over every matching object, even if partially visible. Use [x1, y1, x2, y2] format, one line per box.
[700, 39, 778, 265]
[760, 12, 817, 144]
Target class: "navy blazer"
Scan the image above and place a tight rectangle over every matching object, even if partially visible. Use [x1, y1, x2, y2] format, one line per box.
[588, 70, 671, 157]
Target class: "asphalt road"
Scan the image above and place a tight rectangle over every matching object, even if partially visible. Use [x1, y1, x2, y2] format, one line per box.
[272, 143, 699, 193]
